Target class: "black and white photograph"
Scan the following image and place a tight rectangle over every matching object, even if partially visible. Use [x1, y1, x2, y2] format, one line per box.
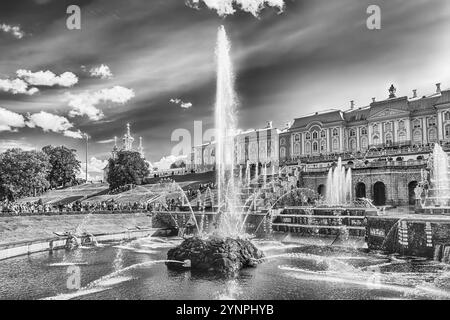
[0, 0, 450, 306]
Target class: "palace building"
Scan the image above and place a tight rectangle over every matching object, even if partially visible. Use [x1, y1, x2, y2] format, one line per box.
[281, 83, 450, 206]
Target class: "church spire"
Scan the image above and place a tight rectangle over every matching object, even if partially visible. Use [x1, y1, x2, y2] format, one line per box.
[123, 123, 134, 151]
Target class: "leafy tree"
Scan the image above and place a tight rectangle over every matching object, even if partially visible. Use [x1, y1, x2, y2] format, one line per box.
[107, 150, 150, 190]
[0, 149, 51, 201]
[42, 145, 81, 188]
[170, 160, 186, 169]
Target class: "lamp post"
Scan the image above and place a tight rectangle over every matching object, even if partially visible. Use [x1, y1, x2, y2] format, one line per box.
[84, 133, 90, 183]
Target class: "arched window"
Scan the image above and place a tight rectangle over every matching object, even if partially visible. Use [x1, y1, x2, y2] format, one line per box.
[349, 129, 356, 137]
[293, 143, 300, 155]
[398, 131, 407, 143]
[413, 130, 422, 144]
[305, 133, 311, 140]
[321, 130, 326, 138]
[361, 137, 368, 150]
[305, 142, 311, 153]
[428, 117, 436, 127]
[312, 131, 318, 139]
[349, 139, 357, 152]
[312, 142, 318, 153]
[361, 127, 368, 135]
[333, 128, 339, 137]
[294, 134, 300, 142]
[428, 128, 437, 142]
[280, 138, 286, 145]
[373, 135, 380, 145]
[280, 147, 286, 158]
[332, 138, 339, 151]
[385, 133, 393, 145]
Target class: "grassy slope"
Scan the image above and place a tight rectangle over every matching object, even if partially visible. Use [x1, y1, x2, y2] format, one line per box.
[0, 214, 152, 245]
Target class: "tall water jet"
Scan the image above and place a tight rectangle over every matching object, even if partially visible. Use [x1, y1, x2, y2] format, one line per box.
[429, 144, 450, 206]
[214, 25, 242, 237]
[325, 158, 352, 205]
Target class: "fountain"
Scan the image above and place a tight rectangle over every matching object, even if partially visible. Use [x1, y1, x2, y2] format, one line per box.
[325, 157, 352, 205]
[167, 26, 264, 274]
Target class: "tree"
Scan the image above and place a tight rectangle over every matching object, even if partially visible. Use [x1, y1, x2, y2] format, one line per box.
[107, 150, 150, 190]
[0, 149, 51, 201]
[42, 145, 81, 188]
[170, 160, 186, 169]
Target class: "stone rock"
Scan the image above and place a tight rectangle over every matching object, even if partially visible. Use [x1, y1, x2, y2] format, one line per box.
[166, 237, 264, 275]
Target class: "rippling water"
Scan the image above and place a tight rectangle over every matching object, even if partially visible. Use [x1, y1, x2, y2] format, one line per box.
[1, 236, 450, 300]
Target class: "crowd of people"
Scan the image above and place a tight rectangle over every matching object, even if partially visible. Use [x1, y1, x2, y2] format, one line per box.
[0, 180, 218, 216]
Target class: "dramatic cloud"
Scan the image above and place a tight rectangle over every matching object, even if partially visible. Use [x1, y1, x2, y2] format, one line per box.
[0, 107, 26, 132]
[186, 0, 285, 17]
[16, 69, 78, 87]
[27, 111, 83, 139]
[0, 78, 39, 95]
[67, 86, 135, 120]
[0, 23, 25, 39]
[170, 98, 193, 109]
[89, 64, 113, 80]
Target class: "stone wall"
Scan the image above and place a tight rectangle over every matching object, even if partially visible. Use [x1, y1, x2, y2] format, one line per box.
[301, 165, 423, 206]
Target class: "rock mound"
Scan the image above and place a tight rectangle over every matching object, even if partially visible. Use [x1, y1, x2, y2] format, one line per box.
[166, 237, 264, 274]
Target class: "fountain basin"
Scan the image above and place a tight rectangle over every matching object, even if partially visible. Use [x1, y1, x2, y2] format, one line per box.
[166, 237, 264, 275]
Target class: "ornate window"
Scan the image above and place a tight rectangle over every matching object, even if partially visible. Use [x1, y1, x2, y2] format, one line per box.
[361, 137, 368, 150]
[294, 134, 300, 142]
[332, 128, 339, 137]
[445, 111, 450, 121]
[398, 120, 405, 130]
[385, 122, 393, 132]
[321, 130, 326, 138]
[428, 117, 437, 127]
[361, 127, 368, 135]
[445, 124, 450, 138]
[413, 119, 421, 129]
[305, 142, 311, 153]
[349, 129, 356, 137]
[373, 135, 380, 145]
[332, 138, 339, 151]
[398, 131, 407, 143]
[385, 133, 393, 145]
[413, 130, 422, 144]
[312, 142, 318, 153]
[312, 131, 318, 140]
[373, 124, 379, 134]
[305, 133, 311, 140]
[349, 139, 357, 152]
[293, 143, 300, 155]
[428, 128, 437, 142]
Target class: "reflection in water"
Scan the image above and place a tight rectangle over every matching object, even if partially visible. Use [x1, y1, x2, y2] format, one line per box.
[1, 236, 450, 300]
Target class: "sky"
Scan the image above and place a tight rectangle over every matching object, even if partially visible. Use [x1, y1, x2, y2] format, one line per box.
[0, 0, 449, 179]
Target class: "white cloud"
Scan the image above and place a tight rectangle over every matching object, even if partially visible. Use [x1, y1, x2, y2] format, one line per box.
[67, 86, 135, 120]
[0, 23, 25, 39]
[89, 64, 113, 80]
[0, 107, 27, 132]
[186, 0, 285, 17]
[16, 69, 78, 87]
[170, 98, 192, 109]
[0, 78, 39, 95]
[78, 156, 108, 182]
[27, 111, 83, 139]
[151, 154, 187, 170]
